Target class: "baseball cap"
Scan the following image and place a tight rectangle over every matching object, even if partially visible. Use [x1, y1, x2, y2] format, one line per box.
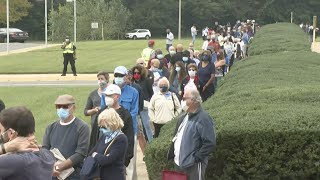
[148, 40, 155, 46]
[55, 94, 75, 105]
[114, 66, 128, 75]
[102, 84, 121, 95]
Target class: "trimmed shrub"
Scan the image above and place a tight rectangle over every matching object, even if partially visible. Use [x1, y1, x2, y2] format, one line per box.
[249, 23, 310, 56]
[145, 23, 320, 179]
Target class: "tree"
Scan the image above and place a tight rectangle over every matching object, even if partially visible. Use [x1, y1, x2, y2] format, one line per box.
[0, 0, 32, 24]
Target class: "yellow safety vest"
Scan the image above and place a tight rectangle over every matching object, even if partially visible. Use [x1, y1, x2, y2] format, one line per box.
[141, 48, 154, 65]
[63, 43, 74, 54]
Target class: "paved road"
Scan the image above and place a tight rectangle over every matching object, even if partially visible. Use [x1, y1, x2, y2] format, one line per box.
[0, 42, 46, 52]
[0, 81, 97, 87]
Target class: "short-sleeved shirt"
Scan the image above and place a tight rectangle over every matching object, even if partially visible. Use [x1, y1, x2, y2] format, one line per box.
[198, 62, 215, 86]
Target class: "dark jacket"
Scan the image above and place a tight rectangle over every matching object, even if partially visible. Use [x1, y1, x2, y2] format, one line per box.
[89, 106, 134, 166]
[168, 107, 216, 169]
[131, 82, 144, 112]
[134, 78, 153, 102]
[90, 133, 127, 180]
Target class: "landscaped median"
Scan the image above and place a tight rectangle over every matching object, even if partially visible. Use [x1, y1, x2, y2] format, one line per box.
[145, 23, 320, 179]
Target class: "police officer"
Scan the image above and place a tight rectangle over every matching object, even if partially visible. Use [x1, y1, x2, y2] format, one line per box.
[61, 36, 77, 76]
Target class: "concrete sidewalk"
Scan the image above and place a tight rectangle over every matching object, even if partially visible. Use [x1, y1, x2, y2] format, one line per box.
[312, 42, 320, 53]
[0, 74, 114, 82]
[0, 44, 59, 56]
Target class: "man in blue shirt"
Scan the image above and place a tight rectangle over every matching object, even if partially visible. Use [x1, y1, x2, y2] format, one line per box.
[113, 66, 139, 180]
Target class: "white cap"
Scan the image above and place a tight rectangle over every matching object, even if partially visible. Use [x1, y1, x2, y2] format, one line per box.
[114, 66, 128, 75]
[102, 84, 121, 95]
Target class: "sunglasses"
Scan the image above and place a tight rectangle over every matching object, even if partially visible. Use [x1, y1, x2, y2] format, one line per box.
[56, 104, 72, 109]
[114, 73, 125, 78]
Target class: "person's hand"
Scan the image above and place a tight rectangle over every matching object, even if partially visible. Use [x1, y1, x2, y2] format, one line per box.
[52, 163, 61, 177]
[5, 136, 38, 153]
[202, 85, 208, 92]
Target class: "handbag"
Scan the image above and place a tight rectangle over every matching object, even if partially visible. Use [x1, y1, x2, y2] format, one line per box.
[162, 170, 187, 180]
[80, 135, 118, 180]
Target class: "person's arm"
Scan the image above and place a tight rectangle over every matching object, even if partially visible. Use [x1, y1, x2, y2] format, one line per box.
[122, 111, 134, 166]
[203, 65, 215, 92]
[93, 135, 127, 166]
[0, 136, 38, 155]
[61, 42, 66, 49]
[173, 93, 182, 117]
[57, 124, 90, 171]
[148, 95, 156, 122]
[130, 90, 139, 119]
[193, 115, 216, 163]
[84, 94, 95, 116]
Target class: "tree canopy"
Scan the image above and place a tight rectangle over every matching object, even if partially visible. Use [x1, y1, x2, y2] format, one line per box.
[0, 0, 32, 24]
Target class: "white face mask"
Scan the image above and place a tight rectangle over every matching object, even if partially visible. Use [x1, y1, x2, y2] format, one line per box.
[182, 57, 188, 62]
[105, 96, 114, 107]
[175, 67, 181, 72]
[98, 80, 107, 90]
[169, 51, 176, 55]
[157, 54, 164, 59]
[188, 70, 196, 77]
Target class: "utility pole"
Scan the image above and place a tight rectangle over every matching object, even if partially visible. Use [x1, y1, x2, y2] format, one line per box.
[6, 0, 9, 54]
[290, 12, 293, 23]
[74, 0, 77, 43]
[313, 16, 317, 43]
[178, 0, 181, 40]
[45, 0, 48, 46]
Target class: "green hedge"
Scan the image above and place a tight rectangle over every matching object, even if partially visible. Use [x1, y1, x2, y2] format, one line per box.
[249, 23, 310, 56]
[145, 23, 320, 179]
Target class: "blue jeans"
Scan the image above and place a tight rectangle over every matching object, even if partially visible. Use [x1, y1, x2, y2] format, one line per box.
[139, 109, 153, 143]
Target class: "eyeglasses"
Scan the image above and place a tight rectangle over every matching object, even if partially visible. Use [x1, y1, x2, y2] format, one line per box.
[134, 72, 141, 74]
[56, 104, 72, 109]
[188, 69, 196, 71]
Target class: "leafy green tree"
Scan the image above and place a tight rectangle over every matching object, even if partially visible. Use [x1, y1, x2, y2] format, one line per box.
[0, 0, 32, 24]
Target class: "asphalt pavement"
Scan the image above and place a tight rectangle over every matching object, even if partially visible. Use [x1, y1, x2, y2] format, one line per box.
[0, 42, 59, 56]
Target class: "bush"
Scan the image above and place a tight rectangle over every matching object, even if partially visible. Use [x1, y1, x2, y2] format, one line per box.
[249, 23, 310, 56]
[145, 23, 320, 179]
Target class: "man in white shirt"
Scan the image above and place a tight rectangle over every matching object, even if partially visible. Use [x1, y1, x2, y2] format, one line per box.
[191, 25, 197, 45]
[166, 29, 174, 52]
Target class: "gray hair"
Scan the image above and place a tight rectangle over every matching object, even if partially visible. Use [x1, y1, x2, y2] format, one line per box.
[189, 89, 202, 104]
[158, 77, 170, 88]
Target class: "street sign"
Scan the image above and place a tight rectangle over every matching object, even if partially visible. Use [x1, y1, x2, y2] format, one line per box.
[91, 22, 99, 29]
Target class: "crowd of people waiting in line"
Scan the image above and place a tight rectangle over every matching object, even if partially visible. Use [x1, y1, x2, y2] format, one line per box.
[0, 19, 256, 180]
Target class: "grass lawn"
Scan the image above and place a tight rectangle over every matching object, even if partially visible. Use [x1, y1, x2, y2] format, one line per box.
[0, 38, 203, 74]
[0, 86, 96, 142]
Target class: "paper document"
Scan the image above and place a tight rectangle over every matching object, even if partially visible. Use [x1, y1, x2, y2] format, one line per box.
[50, 148, 75, 180]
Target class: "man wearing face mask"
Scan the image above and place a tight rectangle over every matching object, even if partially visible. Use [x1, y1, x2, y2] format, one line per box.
[84, 71, 110, 126]
[61, 36, 77, 76]
[165, 46, 176, 69]
[166, 29, 174, 51]
[89, 84, 134, 167]
[167, 89, 216, 180]
[43, 94, 90, 180]
[113, 66, 139, 180]
[182, 50, 196, 70]
[0, 106, 55, 180]
[149, 77, 181, 138]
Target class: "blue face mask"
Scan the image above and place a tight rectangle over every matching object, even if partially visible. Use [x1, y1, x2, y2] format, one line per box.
[99, 127, 113, 136]
[114, 77, 124, 85]
[57, 108, 70, 121]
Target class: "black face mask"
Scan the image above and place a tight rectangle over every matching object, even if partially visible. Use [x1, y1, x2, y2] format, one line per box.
[160, 86, 168, 92]
[201, 55, 210, 61]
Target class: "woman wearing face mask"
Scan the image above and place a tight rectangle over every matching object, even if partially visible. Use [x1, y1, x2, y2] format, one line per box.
[169, 61, 187, 99]
[131, 65, 154, 144]
[180, 64, 200, 107]
[84, 71, 110, 126]
[148, 77, 181, 138]
[149, 59, 162, 93]
[198, 50, 216, 102]
[147, 49, 169, 69]
[182, 50, 196, 69]
[88, 108, 128, 180]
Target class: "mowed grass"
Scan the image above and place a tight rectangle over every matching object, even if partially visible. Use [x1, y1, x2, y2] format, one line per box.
[0, 86, 95, 142]
[0, 38, 203, 74]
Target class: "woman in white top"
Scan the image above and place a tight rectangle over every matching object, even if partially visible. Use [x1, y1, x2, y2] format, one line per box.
[148, 77, 181, 138]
